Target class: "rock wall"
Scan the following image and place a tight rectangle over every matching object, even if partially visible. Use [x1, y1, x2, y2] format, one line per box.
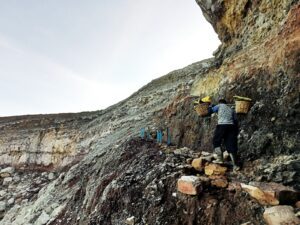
[196, 0, 299, 59]
[163, 0, 300, 159]
[0, 113, 98, 170]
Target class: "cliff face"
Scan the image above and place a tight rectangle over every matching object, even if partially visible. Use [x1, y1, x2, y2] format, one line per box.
[196, 0, 299, 60]
[0, 113, 97, 170]
[0, 1, 299, 225]
[190, 0, 300, 159]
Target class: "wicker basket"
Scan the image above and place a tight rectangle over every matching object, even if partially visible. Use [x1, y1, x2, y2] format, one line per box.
[195, 103, 209, 117]
[235, 100, 251, 114]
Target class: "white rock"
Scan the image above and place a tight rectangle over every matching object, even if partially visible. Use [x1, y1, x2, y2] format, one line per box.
[35, 211, 50, 225]
[0, 201, 6, 211]
[13, 175, 21, 182]
[41, 172, 48, 177]
[0, 167, 15, 175]
[0, 167, 15, 178]
[0, 190, 7, 197]
[3, 177, 13, 185]
[263, 205, 300, 225]
[21, 199, 28, 204]
[7, 197, 15, 206]
[125, 216, 135, 225]
[48, 172, 55, 180]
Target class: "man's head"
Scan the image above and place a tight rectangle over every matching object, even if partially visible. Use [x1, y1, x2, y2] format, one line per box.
[218, 99, 227, 104]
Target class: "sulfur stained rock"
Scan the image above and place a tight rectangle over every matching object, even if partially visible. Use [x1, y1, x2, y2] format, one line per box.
[241, 183, 279, 206]
[177, 176, 202, 195]
[191, 157, 205, 171]
[205, 163, 227, 176]
[248, 182, 300, 205]
[263, 205, 300, 225]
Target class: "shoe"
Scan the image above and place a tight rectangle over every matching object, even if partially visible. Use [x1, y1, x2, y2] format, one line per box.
[213, 147, 223, 164]
[213, 159, 224, 164]
[229, 153, 241, 171]
[233, 165, 241, 171]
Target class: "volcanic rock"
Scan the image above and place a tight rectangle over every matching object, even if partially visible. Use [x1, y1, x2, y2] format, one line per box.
[191, 157, 205, 171]
[241, 183, 279, 206]
[177, 176, 202, 195]
[0, 201, 6, 212]
[204, 163, 227, 176]
[263, 205, 300, 225]
[0, 167, 15, 178]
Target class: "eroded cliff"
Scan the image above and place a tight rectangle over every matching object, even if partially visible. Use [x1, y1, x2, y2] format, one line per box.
[0, 1, 299, 225]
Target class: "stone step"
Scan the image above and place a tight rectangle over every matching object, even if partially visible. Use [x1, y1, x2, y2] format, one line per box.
[177, 175, 202, 195]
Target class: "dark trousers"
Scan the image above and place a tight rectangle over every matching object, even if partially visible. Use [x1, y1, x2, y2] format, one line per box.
[213, 124, 238, 154]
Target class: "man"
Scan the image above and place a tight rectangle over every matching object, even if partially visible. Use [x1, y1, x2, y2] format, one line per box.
[210, 99, 240, 171]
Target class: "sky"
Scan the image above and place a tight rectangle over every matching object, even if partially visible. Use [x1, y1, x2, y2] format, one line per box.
[0, 0, 220, 116]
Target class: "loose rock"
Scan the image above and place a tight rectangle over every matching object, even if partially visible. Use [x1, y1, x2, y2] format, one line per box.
[0, 167, 15, 178]
[191, 158, 205, 171]
[7, 197, 15, 206]
[48, 173, 55, 180]
[205, 163, 227, 176]
[0, 201, 6, 211]
[125, 216, 135, 225]
[3, 177, 13, 186]
[241, 183, 279, 206]
[177, 176, 202, 195]
[35, 211, 50, 225]
[263, 205, 300, 225]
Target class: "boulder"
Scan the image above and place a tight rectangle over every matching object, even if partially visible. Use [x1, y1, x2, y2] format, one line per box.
[205, 163, 227, 176]
[248, 182, 299, 205]
[263, 205, 300, 225]
[241, 183, 279, 206]
[177, 176, 202, 195]
[295, 201, 300, 208]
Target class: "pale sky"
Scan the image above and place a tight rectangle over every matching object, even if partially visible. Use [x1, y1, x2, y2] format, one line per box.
[0, 0, 220, 116]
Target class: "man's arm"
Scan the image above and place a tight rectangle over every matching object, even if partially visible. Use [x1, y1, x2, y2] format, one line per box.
[211, 105, 219, 113]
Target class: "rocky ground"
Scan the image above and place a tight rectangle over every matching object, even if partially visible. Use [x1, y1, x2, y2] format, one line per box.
[0, 0, 299, 224]
[0, 167, 57, 220]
